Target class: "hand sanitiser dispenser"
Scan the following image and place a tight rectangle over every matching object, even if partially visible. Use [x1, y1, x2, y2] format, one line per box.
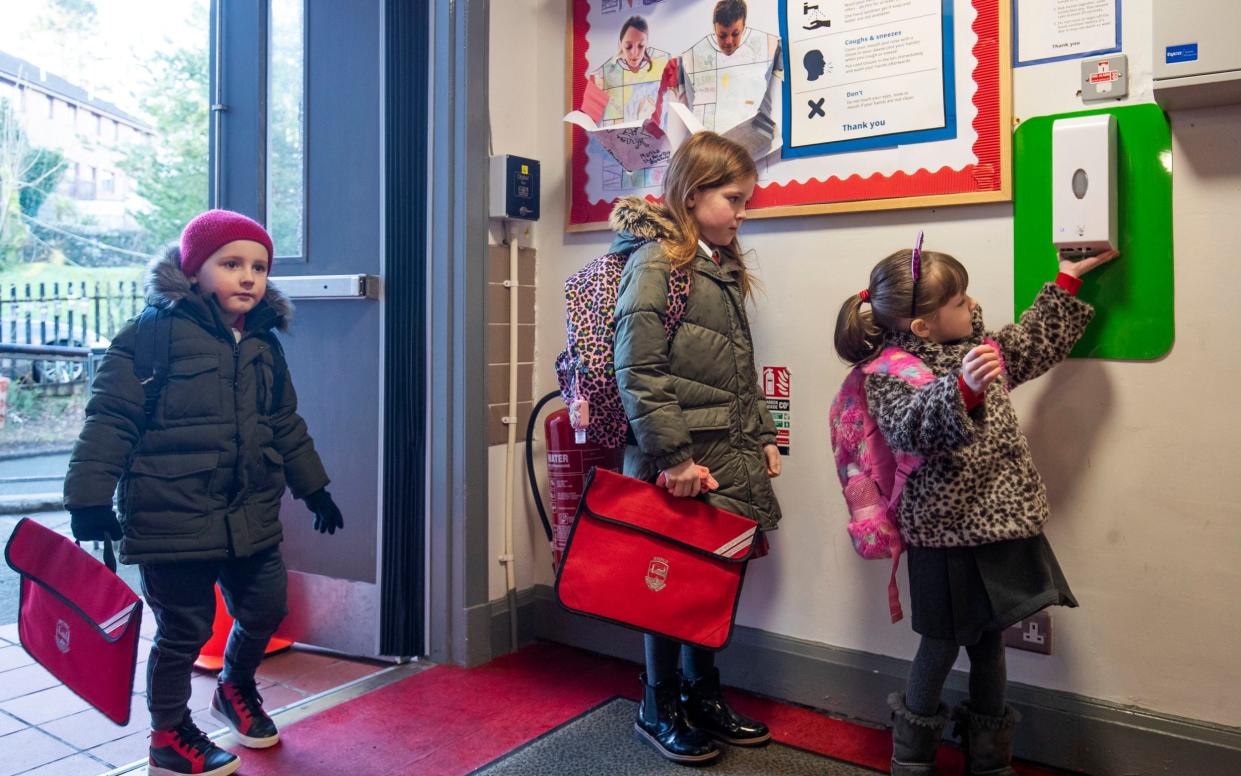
[1052, 114, 1117, 259]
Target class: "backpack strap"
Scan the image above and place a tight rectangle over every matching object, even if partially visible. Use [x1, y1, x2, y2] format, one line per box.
[267, 335, 289, 413]
[663, 268, 691, 338]
[132, 307, 172, 421]
[887, 553, 903, 624]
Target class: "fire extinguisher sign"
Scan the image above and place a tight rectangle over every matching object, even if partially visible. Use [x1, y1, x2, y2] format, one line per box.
[762, 366, 791, 456]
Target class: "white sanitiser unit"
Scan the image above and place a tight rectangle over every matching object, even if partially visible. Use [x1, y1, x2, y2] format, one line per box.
[1052, 114, 1117, 260]
[1154, 1, 1241, 111]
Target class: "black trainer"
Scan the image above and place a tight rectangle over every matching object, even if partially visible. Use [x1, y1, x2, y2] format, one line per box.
[210, 678, 280, 748]
[633, 673, 721, 765]
[681, 667, 771, 746]
[149, 716, 240, 776]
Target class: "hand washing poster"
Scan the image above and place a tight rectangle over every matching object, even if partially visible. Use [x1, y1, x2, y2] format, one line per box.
[566, 0, 1010, 228]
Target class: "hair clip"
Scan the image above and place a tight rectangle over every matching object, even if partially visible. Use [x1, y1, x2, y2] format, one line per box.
[910, 230, 924, 317]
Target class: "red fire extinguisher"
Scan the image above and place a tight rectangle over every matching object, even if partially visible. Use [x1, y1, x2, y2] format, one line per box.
[528, 393, 623, 571]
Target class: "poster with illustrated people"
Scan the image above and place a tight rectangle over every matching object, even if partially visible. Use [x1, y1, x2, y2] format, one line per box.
[565, 0, 1012, 229]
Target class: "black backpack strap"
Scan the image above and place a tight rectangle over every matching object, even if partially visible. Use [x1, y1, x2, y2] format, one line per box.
[267, 334, 289, 413]
[133, 307, 172, 420]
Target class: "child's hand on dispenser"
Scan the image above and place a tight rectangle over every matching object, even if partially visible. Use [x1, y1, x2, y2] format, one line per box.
[1060, 248, 1119, 277]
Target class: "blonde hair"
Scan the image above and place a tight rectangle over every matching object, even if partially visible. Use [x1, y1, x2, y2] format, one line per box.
[834, 249, 969, 365]
[662, 132, 758, 299]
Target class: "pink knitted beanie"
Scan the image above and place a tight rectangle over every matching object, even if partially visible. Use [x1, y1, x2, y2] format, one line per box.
[179, 210, 274, 277]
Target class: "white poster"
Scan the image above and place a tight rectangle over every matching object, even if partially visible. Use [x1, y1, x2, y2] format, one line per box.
[783, 0, 952, 155]
[1015, 0, 1120, 66]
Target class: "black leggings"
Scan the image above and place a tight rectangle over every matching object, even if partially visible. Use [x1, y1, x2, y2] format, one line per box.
[905, 630, 1006, 717]
[644, 633, 716, 686]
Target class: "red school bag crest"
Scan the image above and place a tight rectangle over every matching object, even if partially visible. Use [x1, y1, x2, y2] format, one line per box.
[4, 518, 142, 725]
[555, 467, 757, 650]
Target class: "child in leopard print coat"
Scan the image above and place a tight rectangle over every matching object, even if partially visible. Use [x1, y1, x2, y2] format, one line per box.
[833, 241, 1117, 775]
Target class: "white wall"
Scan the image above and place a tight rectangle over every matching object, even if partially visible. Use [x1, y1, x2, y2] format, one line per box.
[489, 0, 1241, 728]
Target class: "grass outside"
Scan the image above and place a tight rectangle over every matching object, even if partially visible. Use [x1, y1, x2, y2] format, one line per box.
[0, 380, 87, 451]
[1, 262, 148, 347]
[0, 262, 146, 290]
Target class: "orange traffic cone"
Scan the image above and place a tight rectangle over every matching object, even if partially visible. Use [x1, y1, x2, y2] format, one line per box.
[193, 584, 293, 671]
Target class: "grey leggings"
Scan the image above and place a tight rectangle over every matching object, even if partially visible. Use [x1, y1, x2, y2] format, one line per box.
[905, 630, 1006, 717]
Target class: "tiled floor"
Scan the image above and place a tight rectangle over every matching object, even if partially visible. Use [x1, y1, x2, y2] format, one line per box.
[0, 610, 393, 775]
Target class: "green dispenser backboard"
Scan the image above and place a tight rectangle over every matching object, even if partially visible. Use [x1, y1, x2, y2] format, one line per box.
[1013, 104, 1174, 360]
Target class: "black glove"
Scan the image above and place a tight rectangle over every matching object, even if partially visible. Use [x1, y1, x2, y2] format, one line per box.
[303, 489, 344, 535]
[70, 506, 122, 542]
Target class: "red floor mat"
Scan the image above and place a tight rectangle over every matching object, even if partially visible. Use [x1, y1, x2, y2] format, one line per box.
[230, 642, 1066, 775]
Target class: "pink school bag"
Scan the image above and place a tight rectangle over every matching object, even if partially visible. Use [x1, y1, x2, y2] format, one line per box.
[830, 340, 1004, 623]
[829, 346, 933, 623]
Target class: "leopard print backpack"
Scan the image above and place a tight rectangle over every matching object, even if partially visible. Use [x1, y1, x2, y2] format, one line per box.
[555, 245, 690, 449]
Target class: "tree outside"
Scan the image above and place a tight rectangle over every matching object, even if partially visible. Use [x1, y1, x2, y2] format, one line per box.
[0, 0, 208, 275]
[0, 0, 208, 450]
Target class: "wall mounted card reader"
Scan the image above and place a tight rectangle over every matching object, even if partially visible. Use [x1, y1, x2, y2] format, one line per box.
[489, 154, 540, 221]
[1052, 114, 1117, 260]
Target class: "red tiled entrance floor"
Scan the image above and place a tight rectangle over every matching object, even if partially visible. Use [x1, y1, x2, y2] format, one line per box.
[0, 613, 392, 776]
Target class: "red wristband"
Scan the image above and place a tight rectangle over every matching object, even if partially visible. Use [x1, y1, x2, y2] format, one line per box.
[959, 374, 984, 411]
[1055, 272, 1083, 295]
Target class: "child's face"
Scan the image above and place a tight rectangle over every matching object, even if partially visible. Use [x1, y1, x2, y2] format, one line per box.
[714, 19, 746, 55]
[923, 291, 976, 343]
[191, 240, 270, 318]
[687, 175, 757, 246]
[620, 26, 648, 70]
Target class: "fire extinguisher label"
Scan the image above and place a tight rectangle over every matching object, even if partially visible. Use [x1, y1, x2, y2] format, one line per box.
[762, 366, 791, 456]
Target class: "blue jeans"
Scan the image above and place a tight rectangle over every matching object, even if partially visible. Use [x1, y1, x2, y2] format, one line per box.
[140, 546, 288, 730]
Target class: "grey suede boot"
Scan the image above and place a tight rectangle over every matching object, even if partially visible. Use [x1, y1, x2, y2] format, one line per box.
[954, 702, 1021, 776]
[888, 692, 950, 776]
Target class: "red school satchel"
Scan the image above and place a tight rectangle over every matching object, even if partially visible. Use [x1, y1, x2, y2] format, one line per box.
[555, 467, 758, 650]
[4, 518, 143, 725]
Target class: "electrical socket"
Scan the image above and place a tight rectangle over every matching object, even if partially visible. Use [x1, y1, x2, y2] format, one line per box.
[1003, 611, 1053, 654]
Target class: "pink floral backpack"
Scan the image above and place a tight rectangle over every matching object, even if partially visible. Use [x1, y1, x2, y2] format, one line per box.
[829, 346, 933, 623]
[830, 339, 1004, 622]
[555, 245, 690, 448]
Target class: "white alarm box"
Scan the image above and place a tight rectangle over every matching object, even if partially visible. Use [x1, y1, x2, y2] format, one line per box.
[1052, 114, 1117, 260]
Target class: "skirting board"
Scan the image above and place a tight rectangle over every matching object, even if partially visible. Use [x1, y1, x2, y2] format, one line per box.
[527, 584, 1241, 776]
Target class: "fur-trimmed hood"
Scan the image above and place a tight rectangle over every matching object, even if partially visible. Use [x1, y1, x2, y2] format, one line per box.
[144, 245, 293, 331]
[607, 196, 679, 254]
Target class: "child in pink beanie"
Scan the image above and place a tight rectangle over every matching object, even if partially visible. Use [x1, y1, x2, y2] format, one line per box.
[64, 209, 343, 776]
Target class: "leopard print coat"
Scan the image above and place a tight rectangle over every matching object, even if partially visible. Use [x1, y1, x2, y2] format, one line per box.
[864, 284, 1093, 547]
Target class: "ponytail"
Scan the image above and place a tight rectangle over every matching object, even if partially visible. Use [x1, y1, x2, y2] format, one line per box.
[834, 247, 970, 365]
[834, 293, 884, 365]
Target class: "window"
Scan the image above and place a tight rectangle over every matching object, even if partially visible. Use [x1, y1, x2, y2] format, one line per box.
[112, 119, 119, 141]
[94, 113, 102, 135]
[267, 0, 306, 258]
[101, 170, 115, 195]
[46, 94, 54, 119]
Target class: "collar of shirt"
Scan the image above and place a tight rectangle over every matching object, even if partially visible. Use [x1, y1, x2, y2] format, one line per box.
[698, 239, 721, 265]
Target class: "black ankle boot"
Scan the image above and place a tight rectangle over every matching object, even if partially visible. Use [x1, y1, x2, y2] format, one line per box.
[888, 692, 950, 776]
[954, 702, 1020, 776]
[634, 673, 721, 765]
[681, 668, 771, 747]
